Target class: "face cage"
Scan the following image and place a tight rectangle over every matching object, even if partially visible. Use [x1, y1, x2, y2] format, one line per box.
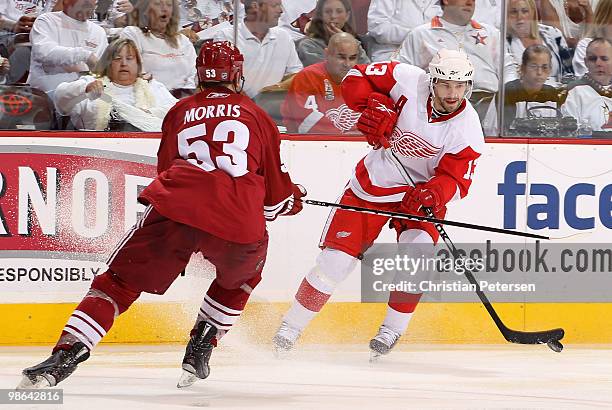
[429, 77, 474, 107]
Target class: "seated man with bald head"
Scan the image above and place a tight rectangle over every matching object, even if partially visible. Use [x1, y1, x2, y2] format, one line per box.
[281, 32, 360, 134]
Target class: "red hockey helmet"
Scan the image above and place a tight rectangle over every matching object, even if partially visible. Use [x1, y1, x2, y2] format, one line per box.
[196, 40, 244, 86]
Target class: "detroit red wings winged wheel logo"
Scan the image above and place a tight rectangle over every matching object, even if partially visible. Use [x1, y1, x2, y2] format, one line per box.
[390, 129, 441, 158]
[325, 104, 361, 132]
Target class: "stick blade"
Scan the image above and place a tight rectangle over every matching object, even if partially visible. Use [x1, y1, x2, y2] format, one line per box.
[504, 327, 564, 345]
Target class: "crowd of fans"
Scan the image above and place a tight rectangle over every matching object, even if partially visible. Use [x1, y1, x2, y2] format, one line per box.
[1, 0, 611, 136]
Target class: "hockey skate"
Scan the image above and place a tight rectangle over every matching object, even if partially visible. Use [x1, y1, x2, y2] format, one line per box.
[272, 321, 301, 358]
[369, 326, 401, 362]
[177, 321, 217, 388]
[17, 343, 90, 389]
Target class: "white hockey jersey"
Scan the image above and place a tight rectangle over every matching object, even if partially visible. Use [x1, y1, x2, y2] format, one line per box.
[342, 62, 486, 204]
[562, 82, 612, 131]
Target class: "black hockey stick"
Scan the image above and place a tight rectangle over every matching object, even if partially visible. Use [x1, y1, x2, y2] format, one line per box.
[382, 149, 564, 352]
[305, 200, 549, 240]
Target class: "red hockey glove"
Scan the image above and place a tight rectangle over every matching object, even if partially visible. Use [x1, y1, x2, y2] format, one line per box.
[401, 183, 444, 217]
[357, 92, 397, 149]
[285, 184, 307, 216]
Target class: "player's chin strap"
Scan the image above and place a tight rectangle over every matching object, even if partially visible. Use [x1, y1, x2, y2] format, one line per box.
[235, 75, 245, 94]
[383, 148, 565, 352]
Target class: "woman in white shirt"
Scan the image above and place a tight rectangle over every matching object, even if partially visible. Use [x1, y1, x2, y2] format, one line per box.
[120, 0, 197, 96]
[55, 38, 177, 131]
[505, 0, 573, 83]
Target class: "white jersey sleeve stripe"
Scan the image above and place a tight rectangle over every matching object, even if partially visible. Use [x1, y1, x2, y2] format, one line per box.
[298, 110, 325, 133]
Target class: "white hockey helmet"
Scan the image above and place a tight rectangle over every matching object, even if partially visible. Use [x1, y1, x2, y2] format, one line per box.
[428, 49, 474, 82]
[428, 49, 474, 103]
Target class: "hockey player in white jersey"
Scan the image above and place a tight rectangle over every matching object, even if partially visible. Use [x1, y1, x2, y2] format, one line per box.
[273, 49, 486, 358]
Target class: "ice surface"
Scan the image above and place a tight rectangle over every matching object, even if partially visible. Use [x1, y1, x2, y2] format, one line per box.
[2, 342, 611, 409]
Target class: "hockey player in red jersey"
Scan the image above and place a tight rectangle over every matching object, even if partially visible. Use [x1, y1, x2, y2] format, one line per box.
[273, 49, 485, 359]
[19, 40, 306, 389]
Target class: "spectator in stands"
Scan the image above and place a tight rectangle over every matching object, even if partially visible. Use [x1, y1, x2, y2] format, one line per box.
[572, 0, 612, 77]
[55, 38, 177, 131]
[1, 3, 42, 84]
[121, 0, 197, 97]
[179, 0, 231, 29]
[539, 0, 592, 48]
[504, 45, 568, 131]
[0, 56, 9, 84]
[473, 0, 500, 28]
[103, 0, 135, 28]
[506, 0, 573, 83]
[398, 0, 518, 135]
[214, 0, 302, 98]
[28, 0, 108, 97]
[563, 38, 612, 130]
[0, 13, 37, 35]
[282, 32, 360, 134]
[366, 0, 442, 62]
[297, 0, 369, 67]
[278, 0, 316, 41]
[0, 2, 40, 34]
[178, 0, 244, 42]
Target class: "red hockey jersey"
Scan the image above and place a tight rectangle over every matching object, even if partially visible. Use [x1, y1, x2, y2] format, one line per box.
[139, 86, 296, 244]
[281, 62, 360, 134]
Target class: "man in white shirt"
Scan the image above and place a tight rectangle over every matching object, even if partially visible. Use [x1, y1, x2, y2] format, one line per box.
[27, 0, 108, 98]
[397, 0, 518, 134]
[562, 38, 612, 131]
[367, 0, 442, 62]
[214, 0, 302, 98]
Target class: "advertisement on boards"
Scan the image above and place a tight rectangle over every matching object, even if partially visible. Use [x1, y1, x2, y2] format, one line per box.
[0, 137, 610, 303]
